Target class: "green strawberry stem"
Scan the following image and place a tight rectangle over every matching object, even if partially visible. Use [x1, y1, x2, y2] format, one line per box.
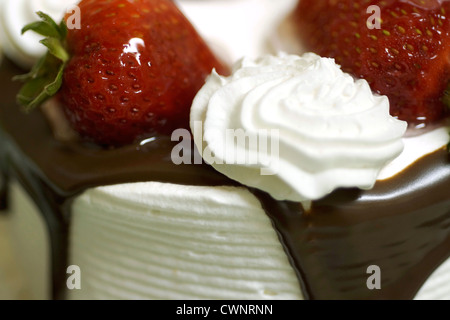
[14, 12, 68, 112]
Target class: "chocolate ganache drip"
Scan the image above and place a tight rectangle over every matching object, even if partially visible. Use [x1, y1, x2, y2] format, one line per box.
[0, 58, 449, 300]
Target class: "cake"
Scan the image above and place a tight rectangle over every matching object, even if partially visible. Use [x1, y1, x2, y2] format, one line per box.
[0, 0, 449, 301]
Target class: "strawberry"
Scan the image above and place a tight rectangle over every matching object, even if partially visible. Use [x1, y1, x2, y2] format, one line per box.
[16, 0, 228, 146]
[294, 0, 450, 126]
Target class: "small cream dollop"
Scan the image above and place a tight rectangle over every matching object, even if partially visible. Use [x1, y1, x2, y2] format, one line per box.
[190, 53, 407, 202]
[0, 0, 79, 68]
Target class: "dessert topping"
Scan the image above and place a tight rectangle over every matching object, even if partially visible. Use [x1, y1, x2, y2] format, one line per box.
[294, 0, 450, 127]
[191, 53, 407, 202]
[15, 0, 228, 146]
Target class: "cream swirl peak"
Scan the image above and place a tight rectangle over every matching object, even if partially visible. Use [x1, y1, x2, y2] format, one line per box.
[190, 53, 408, 202]
[0, 0, 79, 68]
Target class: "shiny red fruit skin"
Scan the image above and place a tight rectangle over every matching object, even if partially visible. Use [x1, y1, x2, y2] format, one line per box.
[294, 0, 450, 126]
[61, 0, 229, 146]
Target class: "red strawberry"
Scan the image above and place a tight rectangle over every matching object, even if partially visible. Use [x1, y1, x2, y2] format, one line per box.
[16, 0, 229, 146]
[294, 0, 450, 126]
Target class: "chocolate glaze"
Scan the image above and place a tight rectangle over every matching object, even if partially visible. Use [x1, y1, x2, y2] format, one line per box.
[253, 150, 450, 299]
[0, 58, 449, 300]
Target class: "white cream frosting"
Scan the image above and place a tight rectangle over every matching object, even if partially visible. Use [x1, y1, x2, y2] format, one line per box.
[0, 0, 448, 301]
[68, 182, 303, 300]
[0, 0, 79, 68]
[3, 181, 450, 300]
[379, 127, 450, 180]
[191, 53, 407, 202]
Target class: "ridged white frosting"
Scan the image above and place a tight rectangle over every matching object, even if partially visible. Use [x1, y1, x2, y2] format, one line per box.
[68, 182, 303, 300]
[0, 0, 79, 68]
[2, 181, 449, 300]
[416, 258, 450, 300]
[191, 53, 407, 202]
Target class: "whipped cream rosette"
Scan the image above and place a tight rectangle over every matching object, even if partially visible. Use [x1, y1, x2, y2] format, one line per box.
[0, 0, 79, 68]
[191, 53, 408, 202]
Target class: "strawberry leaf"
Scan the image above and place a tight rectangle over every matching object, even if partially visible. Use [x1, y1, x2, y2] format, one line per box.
[58, 20, 68, 40]
[12, 55, 47, 82]
[40, 38, 69, 62]
[21, 21, 60, 38]
[16, 54, 65, 111]
[36, 11, 62, 38]
[15, 12, 69, 112]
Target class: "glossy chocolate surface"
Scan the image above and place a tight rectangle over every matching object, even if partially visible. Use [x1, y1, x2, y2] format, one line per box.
[0, 58, 449, 300]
